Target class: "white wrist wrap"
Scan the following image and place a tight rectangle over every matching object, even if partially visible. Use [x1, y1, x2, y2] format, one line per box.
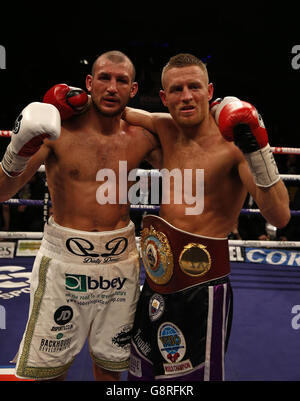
[1, 143, 29, 177]
[245, 144, 280, 188]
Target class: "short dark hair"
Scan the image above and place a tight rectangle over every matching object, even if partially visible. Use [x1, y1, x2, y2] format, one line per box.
[161, 53, 209, 88]
[91, 50, 136, 81]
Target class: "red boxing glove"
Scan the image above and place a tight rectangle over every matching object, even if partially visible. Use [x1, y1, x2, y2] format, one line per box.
[211, 97, 268, 152]
[43, 83, 88, 120]
[211, 97, 280, 188]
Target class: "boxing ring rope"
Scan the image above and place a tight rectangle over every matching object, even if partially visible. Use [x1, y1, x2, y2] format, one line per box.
[1, 130, 300, 155]
[1, 167, 300, 215]
[1, 199, 300, 218]
[0, 131, 299, 253]
[0, 231, 43, 239]
[0, 230, 299, 248]
[35, 166, 300, 181]
[0, 131, 12, 137]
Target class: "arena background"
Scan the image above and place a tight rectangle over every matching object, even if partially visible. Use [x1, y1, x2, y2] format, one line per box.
[1, 4, 300, 382]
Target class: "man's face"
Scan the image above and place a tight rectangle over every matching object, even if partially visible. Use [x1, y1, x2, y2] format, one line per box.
[86, 58, 138, 117]
[160, 66, 213, 128]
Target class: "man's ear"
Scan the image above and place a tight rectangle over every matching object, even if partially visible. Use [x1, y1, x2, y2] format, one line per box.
[130, 82, 138, 99]
[159, 90, 168, 107]
[86, 74, 92, 92]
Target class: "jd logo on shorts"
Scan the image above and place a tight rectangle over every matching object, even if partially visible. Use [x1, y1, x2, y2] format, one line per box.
[65, 274, 127, 292]
[66, 236, 128, 261]
[54, 306, 73, 325]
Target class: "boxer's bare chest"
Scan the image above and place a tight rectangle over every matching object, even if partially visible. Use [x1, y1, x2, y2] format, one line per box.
[163, 133, 238, 188]
[47, 127, 147, 181]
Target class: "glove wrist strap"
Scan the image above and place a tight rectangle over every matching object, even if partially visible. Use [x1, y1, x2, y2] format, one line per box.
[245, 144, 280, 188]
[1, 143, 29, 177]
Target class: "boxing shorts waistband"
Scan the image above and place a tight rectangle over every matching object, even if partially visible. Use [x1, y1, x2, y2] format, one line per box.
[140, 215, 230, 293]
[41, 216, 136, 264]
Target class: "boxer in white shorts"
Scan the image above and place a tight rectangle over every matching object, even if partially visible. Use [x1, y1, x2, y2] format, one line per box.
[15, 217, 140, 380]
[0, 51, 161, 380]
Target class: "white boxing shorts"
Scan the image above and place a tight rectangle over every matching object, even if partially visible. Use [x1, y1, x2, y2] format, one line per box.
[14, 217, 140, 380]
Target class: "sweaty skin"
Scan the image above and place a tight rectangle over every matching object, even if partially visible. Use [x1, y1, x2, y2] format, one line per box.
[123, 65, 290, 237]
[0, 57, 161, 233]
[0, 54, 162, 382]
[45, 115, 158, 231]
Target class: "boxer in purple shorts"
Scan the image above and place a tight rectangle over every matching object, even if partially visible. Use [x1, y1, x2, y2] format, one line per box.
[123, 53, 290, 380]
[129, 215, 233, 381]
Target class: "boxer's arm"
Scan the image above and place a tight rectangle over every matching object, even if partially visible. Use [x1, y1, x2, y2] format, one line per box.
[238, 157, 290, 228]
[123, 107, 172, 136]
[122, 107, 157, 133]
[0, 145, 50, 202]
[214, 97, 279, 188]
[214, 96, 290, 226]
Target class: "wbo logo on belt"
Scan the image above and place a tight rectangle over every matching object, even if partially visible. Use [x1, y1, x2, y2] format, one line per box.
[141, 225, 173, 285]
[141, 226, 211, 284]
[141, 226, 213, 285]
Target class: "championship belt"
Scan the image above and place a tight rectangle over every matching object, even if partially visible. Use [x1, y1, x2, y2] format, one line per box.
[140, 215, 230, 294]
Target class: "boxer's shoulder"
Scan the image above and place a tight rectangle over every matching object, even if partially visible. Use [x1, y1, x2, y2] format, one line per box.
[151, 113, 178, 140]
[152, 112, 175, 127]
[121, 120, 160, 150]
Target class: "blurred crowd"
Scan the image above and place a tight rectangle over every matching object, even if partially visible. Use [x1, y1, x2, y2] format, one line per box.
[230, 154, 300, 241]
[0, 172, 45, 233]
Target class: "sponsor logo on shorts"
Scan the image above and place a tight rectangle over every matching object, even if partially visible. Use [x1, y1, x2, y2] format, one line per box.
[112, 325, 132, 349]
[66, 236, 128, 264]
[65, 274, 127, 292]
[54, 305, 73, 325]
[39, 337, 72, 353]
[133, 328, 151, 357]
[157, 322, 186, 363]
[163, 359, 193, 375]
[51, 324, 73, 332]
[149, 293, 165, 322]
[51, 306, 74, 332]
[157, 322, 193, 375]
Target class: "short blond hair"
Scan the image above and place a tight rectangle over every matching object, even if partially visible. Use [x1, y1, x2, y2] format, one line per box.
[161, 53, 209, 88]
